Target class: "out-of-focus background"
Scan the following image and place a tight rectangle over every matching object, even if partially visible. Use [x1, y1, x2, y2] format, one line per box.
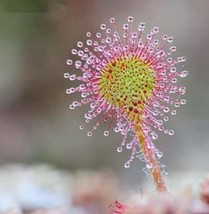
[0, 0, 209, 212]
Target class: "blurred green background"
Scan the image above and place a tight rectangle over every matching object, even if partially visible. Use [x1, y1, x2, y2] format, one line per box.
[0, 0, 208, 187]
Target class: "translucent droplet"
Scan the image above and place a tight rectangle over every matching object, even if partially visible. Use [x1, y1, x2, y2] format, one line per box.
[126, 143, 132, 149]
[79, 125, 84, 130]
[75, 60, 82, 68]
[163, 34, 168, 40]
[163, 116, 169, 121]
[159, 126, 164, 131]
[71, 49, 77, 55]
[64, 73, 70, 78]
[123, 23, 129, 30]
[152, 133, 158, 140]
[66, 59, 73, 65]
[70, 74, 76, 81]
[171, 78, 177, 83]
[96, 32, 101, 38]
[124, 162, 130, 168]
[114, 127, 120, 133]
[78, 50, 84, 57]
[104, 130, 109, 136]
[132, 32, 137, 38]
[170, 67, 176, 73]
[79, 84, 85, 90]
[66, 88, 73, 94]
[110, 17, 115, 23]
[127, 16, 133, 22]
[86, 32, 91, 37]
[180, 99, 186, 105]
[138, 22, 145, 30]
[152, 26, 159, 34]
[170, 46, 176, 52]
[167, 36, 173, 43]
[179, 86, 186, 95]
[86, 39, 92, 46]
[163, 107, 170, 113]
[174, 102, 180, 108]
[171, 110, 177, 115]
[69, 104, 75, 110]
[106, 37, 111, 43]
[147, 34, 152, 40]
[100, 24, 106, 30]
[117, 147, 123, 152]
[164, 129, 168, 134]
[77, 41, 83, 48]
[168, 130, 174, 136]
[87, 131, 92, 137]
[179, 70, 188, 78]
[106, 28, 111, 34]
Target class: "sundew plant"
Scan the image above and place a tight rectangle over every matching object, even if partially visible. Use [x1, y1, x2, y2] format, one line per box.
[64, 17, 187, 192]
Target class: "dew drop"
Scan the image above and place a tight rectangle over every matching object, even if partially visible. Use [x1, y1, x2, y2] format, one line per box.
[168, 130, 174, 136]
[138, 22, 145, 30]
[170, 67, 176, 73]
[79, 125, 84, 130]
[64, 73, 70, 78]
[66, 88, 72, 94]
[163, 116, 169, 121]
[167, 36, 173, 43]
[163, 107, 170, 113]
[100, 24, 106, 30]
[126, 143, 132, 150]
[127, 16, 133, 22]
[104, 130, 109, 136]
[110, 17, 115, 23]
[75, 60, 82, 68]
[70, 74, 76, 81]
[87, 39, 92, 46]
[86, 32, 91, 37]
[69, 104, 75, 110]
[106, 37, 111, 43]
[71, 49, 77, 55]
[96, 32, 101, 38]
[170, 46, 176, 52]
[87, 131, 92, 137]
[117, 147, 123, 153]
[164, 129, 168, 134]
[114, 127, 120, 133]
[152, 133, 158, 140]
[124, 162, 130, 168]
[159, 126, 164, 131]
[77, 41, 83, 48]
[123, 23, 129, 30]
[163, 34, 168, 40]
[180, 99, 186, 105]
[171, 78, 177, 83]
[179, 70, 188, 78]
[174, 102, 180, 108]
[171, 110, 177, 115]
[179, 86, 186, 95]
[66, 59, 73, 65]
[152, 26, 159, 33]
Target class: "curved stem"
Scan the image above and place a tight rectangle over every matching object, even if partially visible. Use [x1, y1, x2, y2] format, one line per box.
[135, 125, 167, 192]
